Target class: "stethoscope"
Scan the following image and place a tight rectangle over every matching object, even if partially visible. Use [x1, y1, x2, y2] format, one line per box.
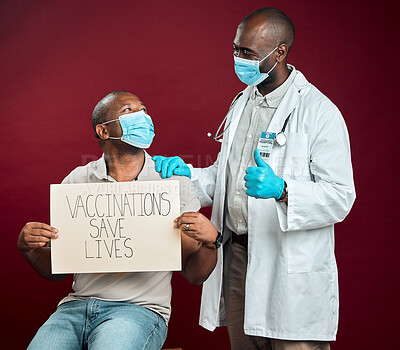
[207, 92, 291, 147]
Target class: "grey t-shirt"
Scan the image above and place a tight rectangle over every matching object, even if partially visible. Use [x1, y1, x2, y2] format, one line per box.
[58, 151, 200, 324]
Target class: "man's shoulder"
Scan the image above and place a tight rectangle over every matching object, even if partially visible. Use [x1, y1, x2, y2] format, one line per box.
[172, 173, 200, 213]
[144, 156, 196, 195]
[142, 154, 200, 211]
[142, 153, 194, 187]
[295, 69, 339, 113]
[306, 84, 337, 110]
[170, 173, 193, 188]
[145, 155, 200, 213]
[61, 158, 102, 184]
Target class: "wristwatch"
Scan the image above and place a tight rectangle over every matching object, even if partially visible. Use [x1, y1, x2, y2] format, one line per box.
[279, 182, 288, 203]
[203, 232, 223, 249]
[213, 232, 223, 248]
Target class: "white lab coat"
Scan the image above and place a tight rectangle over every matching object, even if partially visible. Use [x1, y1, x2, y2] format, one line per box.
[189, 66, 356, 341]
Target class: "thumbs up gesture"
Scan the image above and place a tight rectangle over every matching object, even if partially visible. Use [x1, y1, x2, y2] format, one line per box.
[244, 149, 285, 199]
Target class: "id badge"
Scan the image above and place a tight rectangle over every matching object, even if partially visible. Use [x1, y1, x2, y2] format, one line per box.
[257, 132, 276, 159]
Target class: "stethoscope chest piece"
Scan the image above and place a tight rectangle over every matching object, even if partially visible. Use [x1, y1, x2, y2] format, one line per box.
[275, 132, 287, 146]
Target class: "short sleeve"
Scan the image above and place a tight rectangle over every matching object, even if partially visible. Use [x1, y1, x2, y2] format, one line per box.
[174, 175, 201, 214]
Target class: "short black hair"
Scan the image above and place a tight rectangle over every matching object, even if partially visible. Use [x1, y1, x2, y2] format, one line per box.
[91, 90, 128, 138]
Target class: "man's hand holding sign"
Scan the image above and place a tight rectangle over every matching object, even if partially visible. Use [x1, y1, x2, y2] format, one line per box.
[18, 222, 65, 281]
[19, 222, 59, 252]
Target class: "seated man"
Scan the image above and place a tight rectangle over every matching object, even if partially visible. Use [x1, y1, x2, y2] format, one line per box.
[18, 91, 219, 350]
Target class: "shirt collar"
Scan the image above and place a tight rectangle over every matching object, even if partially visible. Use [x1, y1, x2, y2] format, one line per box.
[93, 150, 152, 182]
[137, 151, 154, 181]
[93, 154, 110, 181]
[252, 65, 296, 107]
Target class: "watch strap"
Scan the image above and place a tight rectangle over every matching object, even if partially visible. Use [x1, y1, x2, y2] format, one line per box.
[213, 232, 223, 248]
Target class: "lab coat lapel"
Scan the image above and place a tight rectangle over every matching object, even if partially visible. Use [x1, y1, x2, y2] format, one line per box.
[267, 69, 311, 133]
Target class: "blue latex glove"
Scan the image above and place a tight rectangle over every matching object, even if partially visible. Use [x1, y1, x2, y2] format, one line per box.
[244, 149, 285, 199]
[152, 156, 191, 179]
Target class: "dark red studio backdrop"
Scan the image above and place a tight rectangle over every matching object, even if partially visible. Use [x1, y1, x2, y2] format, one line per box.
[1, 0, 398, 349]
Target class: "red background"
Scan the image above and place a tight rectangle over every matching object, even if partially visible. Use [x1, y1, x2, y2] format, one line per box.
[1, 1, 398, 349]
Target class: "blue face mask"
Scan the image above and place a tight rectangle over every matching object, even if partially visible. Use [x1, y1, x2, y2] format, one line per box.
[101, 110, 155, 149]
[234, 47, 278, 86]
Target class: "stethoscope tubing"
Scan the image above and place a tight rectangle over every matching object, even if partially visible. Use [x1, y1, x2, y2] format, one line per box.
[208, 103, 292, 146]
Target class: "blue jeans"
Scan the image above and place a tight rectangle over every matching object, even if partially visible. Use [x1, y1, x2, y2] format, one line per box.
[28, 299, 168, 350]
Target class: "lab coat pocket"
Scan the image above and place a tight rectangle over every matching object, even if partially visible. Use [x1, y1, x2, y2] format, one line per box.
[273, 133, 310, 180]
[286, 227, 334, 274]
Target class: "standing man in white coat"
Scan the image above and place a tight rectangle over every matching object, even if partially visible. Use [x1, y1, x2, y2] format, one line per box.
[154, 7, 355, 350]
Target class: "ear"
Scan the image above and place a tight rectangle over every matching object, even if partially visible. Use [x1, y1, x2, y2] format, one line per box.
[276, 43, 288, 62]
[96, 124, 109, 140]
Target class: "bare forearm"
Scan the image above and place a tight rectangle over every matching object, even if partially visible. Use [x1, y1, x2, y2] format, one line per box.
[18, 222, 68, 281]
[182, 245, 217, 285]
[21, 247, 68, 281]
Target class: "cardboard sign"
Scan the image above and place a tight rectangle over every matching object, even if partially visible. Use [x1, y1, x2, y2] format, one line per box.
[50, 180, 181, 274]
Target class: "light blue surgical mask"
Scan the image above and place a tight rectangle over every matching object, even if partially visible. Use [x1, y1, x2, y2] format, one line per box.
[101, 110, 155, 149]
[234, 46, 278, 86]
